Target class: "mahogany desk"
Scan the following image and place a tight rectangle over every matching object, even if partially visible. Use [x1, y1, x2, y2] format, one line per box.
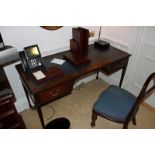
[16, 44, 131, 128]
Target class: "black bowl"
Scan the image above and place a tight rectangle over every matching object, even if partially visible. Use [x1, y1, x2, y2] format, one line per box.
[45, 117, 70, 129]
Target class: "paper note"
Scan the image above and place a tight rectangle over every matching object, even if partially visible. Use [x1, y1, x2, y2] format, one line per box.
[51, 58, 65, 65]
[33, 70, 46, 80]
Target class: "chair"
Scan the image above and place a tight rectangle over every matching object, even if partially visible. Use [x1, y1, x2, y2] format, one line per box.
[91, 72, 155, 129]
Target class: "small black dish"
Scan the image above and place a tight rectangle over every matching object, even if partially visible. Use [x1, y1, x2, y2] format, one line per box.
[45, 117, 70, 129]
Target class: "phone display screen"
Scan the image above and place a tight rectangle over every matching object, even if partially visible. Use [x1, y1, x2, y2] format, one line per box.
[25, 46, 40, 58]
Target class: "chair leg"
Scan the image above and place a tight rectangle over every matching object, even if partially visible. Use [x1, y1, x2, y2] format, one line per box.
[123, 116, 136, 129]
[91, 111, 97, 127]
[132, 116, 136, 125]
[123, 122, 128, 129]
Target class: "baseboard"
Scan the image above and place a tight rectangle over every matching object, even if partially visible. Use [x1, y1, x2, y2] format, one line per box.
[74, 73, 97, 89]
[98, 71, 122, 86]
[15, 98, 29, 113]
[141, 102, 155, 114]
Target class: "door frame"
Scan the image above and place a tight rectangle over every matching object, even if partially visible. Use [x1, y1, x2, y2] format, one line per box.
[123, 26, 145, 90]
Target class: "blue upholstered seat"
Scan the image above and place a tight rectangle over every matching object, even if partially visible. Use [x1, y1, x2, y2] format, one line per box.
[93, 85, 136, 122]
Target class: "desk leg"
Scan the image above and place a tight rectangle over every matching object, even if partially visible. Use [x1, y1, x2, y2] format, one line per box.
[22, 83, 45, 128]
[22, 83, 35, 109]
[119, 66, 127, 87]
[37, 107, 45, 128]
[96, 69, 99, 80]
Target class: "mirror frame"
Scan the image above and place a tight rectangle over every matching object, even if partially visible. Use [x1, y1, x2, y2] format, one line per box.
[40, 26, 63, 30]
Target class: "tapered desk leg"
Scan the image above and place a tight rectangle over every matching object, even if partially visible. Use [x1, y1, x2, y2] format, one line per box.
[21, 81, 45, 128]
[96, 69, 99, 80]
[37, 107, 45, 128]
[119, 66, 127, 87]
[22, 83, 35, 109]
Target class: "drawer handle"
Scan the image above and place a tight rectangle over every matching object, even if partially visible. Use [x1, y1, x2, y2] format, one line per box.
[49, 90, 59, 96]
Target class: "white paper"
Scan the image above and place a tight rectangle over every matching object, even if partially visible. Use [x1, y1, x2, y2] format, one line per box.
[51, 58, 65, 65]
[33, 70, 46, 80]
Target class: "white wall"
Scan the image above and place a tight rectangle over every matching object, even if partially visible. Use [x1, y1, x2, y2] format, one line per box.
[99, 26, 136, 87]
[1, 26, 133, 53]
[0, 26, 100, 54]
[0, 26, 73, 54]
[101, 26, 134, 46]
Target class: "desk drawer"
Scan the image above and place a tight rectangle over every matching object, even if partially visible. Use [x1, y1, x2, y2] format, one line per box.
[101, 59, 128, 75]
[38, 81, 74, 104]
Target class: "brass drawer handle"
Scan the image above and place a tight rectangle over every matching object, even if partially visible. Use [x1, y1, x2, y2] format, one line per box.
[49, 90, 59, 97]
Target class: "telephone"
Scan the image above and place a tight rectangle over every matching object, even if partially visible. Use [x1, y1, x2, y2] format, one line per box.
[19, 44, 44, 72]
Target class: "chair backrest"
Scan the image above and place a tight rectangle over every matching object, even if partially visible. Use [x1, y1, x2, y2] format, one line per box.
[125, 72, 155, 127]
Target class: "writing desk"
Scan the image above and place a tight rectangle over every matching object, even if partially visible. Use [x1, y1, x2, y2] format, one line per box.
[16, 44, 131, 128]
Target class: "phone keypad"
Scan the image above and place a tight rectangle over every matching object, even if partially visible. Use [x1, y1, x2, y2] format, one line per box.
[29, 58, 42, 69]
[31, 59, 38, 67]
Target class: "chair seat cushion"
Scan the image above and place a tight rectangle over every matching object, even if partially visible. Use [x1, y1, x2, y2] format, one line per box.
[93, 85, 136, 122]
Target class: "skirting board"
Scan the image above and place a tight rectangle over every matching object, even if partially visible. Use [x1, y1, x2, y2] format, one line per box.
[142, 102, 155, 114]
[15, 98, 29, 113]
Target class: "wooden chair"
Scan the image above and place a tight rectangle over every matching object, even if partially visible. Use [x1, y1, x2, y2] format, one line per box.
[91, 72, 155, 129]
